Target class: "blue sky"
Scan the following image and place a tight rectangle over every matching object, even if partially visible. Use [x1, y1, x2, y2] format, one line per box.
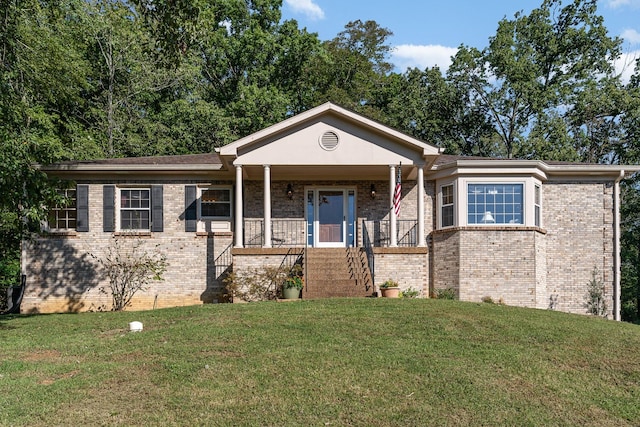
[281, 0, 640, 81]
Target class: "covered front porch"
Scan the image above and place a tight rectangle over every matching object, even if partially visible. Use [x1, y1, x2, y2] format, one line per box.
[214, 103, 439, 298]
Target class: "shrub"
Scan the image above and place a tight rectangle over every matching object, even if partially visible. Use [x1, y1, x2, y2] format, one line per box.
[401, 287, 420, 298]
[481, 296, 494, 304]
[584, 267, 607, 317]
[92, 238, 167, 311]
[224, 265, 297, 302]
[435, 287, 456, 300]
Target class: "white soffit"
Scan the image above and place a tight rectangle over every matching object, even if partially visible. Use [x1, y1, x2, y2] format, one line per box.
[430, 159, 640, 181]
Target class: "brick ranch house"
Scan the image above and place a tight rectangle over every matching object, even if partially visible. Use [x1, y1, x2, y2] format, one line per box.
[22, 102, 640, 319]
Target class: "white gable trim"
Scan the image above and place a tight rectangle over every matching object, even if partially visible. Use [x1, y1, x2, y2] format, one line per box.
[217, 102, 441, 162]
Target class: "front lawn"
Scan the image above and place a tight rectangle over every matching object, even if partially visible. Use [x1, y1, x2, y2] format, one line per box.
[1, 299, 639, 426]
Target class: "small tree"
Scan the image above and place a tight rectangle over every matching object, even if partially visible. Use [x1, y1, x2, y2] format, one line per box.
[93, 238, 167, 311]
[584, 267, 607, 317]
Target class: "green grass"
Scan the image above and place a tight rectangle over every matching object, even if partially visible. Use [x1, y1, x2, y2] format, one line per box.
[2, 299, 640, 426]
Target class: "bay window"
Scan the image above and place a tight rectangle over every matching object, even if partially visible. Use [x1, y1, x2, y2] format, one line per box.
[437, 177, 542, 229]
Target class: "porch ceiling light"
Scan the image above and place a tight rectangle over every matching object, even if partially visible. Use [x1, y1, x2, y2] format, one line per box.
[370, 184, 376, 199]
[286, 183, 293, 199]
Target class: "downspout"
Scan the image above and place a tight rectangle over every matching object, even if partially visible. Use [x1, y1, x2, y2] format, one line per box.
[614, 170, 624, 321]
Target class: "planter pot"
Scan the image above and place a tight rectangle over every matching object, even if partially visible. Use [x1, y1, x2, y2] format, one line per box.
[282, 287, 301, 300]
[381, 287, 400, 298]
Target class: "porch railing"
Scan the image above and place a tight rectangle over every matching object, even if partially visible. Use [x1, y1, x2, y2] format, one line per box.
[244, 219, 306, 247]
[362, 220, 375, 288]
[361, 219, 418, 247]
[244, 219, 418, 247]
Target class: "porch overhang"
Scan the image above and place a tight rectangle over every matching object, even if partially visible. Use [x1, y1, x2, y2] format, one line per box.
[216, 102, 441, 178]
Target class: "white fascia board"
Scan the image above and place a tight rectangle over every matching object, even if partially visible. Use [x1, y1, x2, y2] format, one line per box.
[541, 164, 640, 178]
[431, 159, 640, 181]
[41, 164, 224, 172]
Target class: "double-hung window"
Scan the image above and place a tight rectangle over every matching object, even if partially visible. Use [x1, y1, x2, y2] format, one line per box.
[534, 184, 541, 227]
[48, 188, 77, 230]
[200, 188, 231, 219]
[441, 184, 455, 227]
[120, 188, 151, 230]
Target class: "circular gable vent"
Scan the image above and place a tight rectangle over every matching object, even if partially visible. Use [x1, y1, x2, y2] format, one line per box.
[319, 131, 339, 151]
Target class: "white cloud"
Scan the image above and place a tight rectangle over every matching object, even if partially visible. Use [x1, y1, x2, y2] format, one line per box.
[284, 0, 325, 20]
[613, 50, 640, 83]
[606, 0, 640, 8]
[391, 44, 458, 72]
[621, 29, 640, 45]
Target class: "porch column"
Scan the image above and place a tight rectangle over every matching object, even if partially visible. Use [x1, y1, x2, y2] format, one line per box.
[389, 165, 398, 247]
[417, 166, 426, 247]
[263, 165, 272, 248]
[234, 165, 244, 248]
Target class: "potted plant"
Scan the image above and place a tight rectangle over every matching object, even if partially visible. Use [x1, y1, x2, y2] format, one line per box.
[380, 279, 400, 298]
[282, 275, 304, 299]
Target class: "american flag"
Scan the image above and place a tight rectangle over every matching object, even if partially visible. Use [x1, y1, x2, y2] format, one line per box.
[394, 164, 401, 216]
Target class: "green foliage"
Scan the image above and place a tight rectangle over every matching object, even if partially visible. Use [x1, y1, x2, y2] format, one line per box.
[481, 295, 495, 304]
[401, 287, 420, 298]
[380, 278, 399, 289]
[91, 238, 168, 311]
[448, 0, 622, 159]
[584, 267, 607, 317]
[283, 276, 304, 291]
[223, 265, 292, 302]
[435, 287, 456, 300]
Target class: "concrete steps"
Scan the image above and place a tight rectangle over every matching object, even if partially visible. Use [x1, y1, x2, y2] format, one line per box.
[303, 248, 374, 299]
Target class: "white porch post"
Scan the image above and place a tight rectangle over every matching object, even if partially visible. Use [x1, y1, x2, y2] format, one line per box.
[263, 165, 272, 248]
[417, 165, 426, 247]
[234, 165, 244, 248]
[389, 165, 398, 247]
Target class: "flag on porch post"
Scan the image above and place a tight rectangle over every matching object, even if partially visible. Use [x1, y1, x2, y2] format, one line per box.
[394, 163, 401, 217]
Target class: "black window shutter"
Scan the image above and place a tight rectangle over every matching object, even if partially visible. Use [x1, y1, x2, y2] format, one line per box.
[76, 184, 89, 232]
[103, 185, 115, 232]
[185, 185, 197, 232]
[151, 185, 163, 232]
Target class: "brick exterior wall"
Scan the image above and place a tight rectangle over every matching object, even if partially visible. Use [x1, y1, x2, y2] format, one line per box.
[430, 180, 615, 316]
[373, 248, 429, 296]
[458, 228, 540, 306]
[22, 175, 617, 317]
[542, 181, 614, 316]
[22, 183, 233, 313]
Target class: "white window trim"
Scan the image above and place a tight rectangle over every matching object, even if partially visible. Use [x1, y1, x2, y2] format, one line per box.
[116, 187, 151, 232]
[534, 184, 542, 228]
[466, 182, 525, 225]
[438, 181, 456, 229]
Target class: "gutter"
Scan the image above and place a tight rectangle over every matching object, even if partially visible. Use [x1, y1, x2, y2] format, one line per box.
[614, 169, 624, 321]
